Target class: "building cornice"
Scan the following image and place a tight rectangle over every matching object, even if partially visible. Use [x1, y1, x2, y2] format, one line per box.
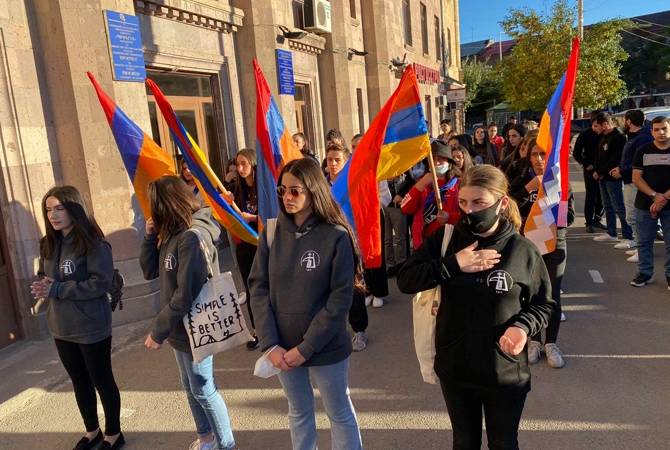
[134, 0, 244, 33]
[288, 33, 326, 55]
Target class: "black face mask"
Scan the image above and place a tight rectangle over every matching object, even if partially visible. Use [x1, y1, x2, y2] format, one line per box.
[461, 198, 502, 234]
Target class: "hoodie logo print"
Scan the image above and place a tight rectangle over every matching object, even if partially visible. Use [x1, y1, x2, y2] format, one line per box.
[164, 253, 176, 271]
[487, 270, 513, 293]
[61, 260, 75, 276]
[300, 251, 320, 271]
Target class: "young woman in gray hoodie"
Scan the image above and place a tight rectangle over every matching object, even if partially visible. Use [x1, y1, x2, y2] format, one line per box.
[31, 185, 124, 450]
[249, 158, 364, 450]
[140, 175, 237, 450]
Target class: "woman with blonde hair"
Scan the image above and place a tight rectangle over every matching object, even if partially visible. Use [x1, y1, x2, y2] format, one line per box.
[398, 165, 555, 450]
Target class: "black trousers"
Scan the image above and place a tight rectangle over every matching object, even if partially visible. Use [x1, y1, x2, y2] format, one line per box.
[364, 210, 389, 297]
[583, 169, 603, 226]
[54, 337, 121, 435]
[236, 241, 257, 330]
[533, 228, 567, 344]
[440, 379, 528, 450]
[348, 290, 368, 333]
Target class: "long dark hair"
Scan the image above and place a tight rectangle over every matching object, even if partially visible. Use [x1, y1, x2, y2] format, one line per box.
[148, 176, 201, 244]
[233, 148, 257, 210]
[40, 186, 105, 259]
[501, 124, 527, 160]
[278, 158, 365, 291]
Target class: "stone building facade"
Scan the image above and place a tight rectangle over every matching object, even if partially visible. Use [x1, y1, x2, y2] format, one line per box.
[0, 0, 462, 348]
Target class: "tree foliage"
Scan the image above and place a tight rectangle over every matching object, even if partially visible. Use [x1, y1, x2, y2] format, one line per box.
[499, 0, 630, 111]
[462, 57, 502, 112]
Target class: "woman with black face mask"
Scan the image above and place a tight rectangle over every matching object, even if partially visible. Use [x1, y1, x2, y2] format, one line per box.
[397, 165, 555, 450]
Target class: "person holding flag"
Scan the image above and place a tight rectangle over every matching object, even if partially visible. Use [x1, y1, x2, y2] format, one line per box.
[510, 138, 575, 368]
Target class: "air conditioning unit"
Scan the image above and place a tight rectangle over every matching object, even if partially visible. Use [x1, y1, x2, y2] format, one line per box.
[304, 0, 331, 34]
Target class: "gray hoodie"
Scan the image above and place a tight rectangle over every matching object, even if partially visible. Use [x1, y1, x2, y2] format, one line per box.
[139, 208, 220, 353]
[249, 212, 355, 366]
[39, 234, 114, 344]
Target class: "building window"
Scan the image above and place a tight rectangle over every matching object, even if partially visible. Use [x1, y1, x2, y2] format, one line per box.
[402, 0, 412, 46]
[420, 3, 428, 54]
[293, 0, 305, 29]
[447, 27, 452, 66]
[434, 16, 441, 61]
[356, 88, 365, 134]
[425, 95, 432, 136]
[350, 0, 357, 19]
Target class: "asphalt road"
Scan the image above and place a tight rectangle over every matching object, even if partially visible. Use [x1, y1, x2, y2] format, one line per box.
[1, 165, 669, 449]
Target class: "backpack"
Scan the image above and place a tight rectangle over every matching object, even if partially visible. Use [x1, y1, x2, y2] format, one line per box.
[108, 269, 125, 312]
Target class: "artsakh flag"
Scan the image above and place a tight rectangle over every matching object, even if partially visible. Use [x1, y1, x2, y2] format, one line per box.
[523, 38, 580, 254]
[87, 72, 175, 218]
[253, 59, 303, 223]
[376, 65, 431, 180]
[332, 65, 429, 268]
[146, 79, 259, 245]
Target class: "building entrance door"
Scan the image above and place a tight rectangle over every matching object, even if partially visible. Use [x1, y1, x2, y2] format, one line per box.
[146, 72, 226, 179]
[0, 206, 21, 349]
[294, 83, 316, 155]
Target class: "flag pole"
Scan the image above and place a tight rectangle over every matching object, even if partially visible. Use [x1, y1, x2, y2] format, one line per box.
[426, 149, 443, 211]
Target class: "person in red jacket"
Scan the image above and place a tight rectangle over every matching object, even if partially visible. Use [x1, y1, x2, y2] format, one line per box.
[401, 141, 462, 250]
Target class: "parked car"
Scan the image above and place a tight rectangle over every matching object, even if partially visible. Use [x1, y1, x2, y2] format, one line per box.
[613, 107, 670, 127]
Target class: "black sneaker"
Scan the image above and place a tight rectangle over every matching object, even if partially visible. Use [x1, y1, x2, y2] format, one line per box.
[594, 222, 607, 230]
[99, 433, 125, 450]
[585, 225, 595, 233]
[246, 335, 259, 350]
[630, 273, 652, 287]
[666, 276, 670, 291]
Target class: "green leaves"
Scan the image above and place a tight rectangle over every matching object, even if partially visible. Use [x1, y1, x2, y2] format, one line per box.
[499, 0, 630, 111]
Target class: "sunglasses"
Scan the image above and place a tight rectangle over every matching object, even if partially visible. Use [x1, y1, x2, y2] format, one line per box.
[277, 185, 307, 197]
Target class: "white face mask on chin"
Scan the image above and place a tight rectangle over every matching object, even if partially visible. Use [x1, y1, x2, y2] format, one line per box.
[435, 163, 450, 176]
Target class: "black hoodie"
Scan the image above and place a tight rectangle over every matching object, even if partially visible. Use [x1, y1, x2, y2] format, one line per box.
[594, 127, 627, 181]
[140, 207, 221, 353]
[397, 219, 555, 389]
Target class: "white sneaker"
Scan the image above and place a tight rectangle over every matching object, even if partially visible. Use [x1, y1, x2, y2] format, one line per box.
[528, 341, 542, 364]
[560, 312, 566, 322]
[614, 240, 636, 249]
[372, 296, 385, 308]
[351, 331, 368, 352]
[237, 292, 247, 305]
[545, 343, 566, 368]
[627, 253, 639, 263]
[594, 234, 618, 242]
[625, 249, 637, 256]
[365, 295, 373, 307]
[189, 438, 217, 450]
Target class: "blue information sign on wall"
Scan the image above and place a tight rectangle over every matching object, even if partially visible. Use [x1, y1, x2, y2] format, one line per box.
[276, 49, 295, 96]
[104, 10, 146, 82]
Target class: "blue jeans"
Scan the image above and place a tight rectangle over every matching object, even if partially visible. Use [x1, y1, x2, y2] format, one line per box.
[278, 358, 362, 450]
[174, 350, 235, 450]
[599, 180, 633, 239]
[636, 208, 670, 278]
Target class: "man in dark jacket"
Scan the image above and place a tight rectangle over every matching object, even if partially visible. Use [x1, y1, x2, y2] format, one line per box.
[385, 170, 414, 276]
[573, 112, 604, 232]
[611, 109, 654, 258]
[592, 112, 633, 243]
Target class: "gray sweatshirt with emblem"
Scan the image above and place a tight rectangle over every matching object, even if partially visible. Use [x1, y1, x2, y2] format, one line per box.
[249, 212, 355, 366]
[39, 234, 114, 344]
[139, 208, 220, 353]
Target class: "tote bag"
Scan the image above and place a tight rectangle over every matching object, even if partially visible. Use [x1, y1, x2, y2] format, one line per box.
[413, 224, 454, 384]
[184, 229, 253, 363]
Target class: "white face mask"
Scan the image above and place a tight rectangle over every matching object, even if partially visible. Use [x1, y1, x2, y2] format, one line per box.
[435, 162, 450, 176]
[253, 345, 281, 378]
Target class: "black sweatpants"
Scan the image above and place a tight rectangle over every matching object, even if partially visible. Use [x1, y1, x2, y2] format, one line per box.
[583, 169, 603, 226]
[348, 290, 368, 333]
[235, 241, 257, 330]
[533, 228, 567, 344]
[54, 337, 121, 435]
[440, 379, 529, 450]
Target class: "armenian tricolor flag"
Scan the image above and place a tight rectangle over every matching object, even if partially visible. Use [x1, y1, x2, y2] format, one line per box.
[87, 72, 175, 218]
[523, 38, 580, 254]
[253, 59, 303, 223]
[332, 65, 429, 268]
[146, 79, 259, 245]
[376, 66, 431, 180]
